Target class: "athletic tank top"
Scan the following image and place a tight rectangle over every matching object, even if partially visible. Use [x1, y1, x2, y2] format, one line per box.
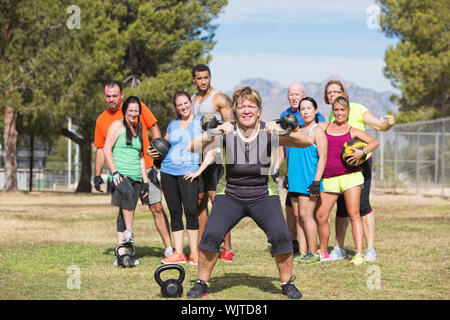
[192, 89, 223, 164]
[287, 124, 324, 194]
[111, 130, 142, 182]
[323, 124, 361, 178]
[160, 116, 201, 176]
[215, 122, 279, 201]
[192, 89, 222, 121]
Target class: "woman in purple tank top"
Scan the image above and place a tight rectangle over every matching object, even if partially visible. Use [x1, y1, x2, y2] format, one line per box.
[316, 97, 379, 265]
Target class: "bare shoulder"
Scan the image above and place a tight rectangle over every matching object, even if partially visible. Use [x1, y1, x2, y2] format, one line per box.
[212, 91, 232, 118]
[318, 122, 328, 130]
[212, 91, 229, 104]
[107, 120, 124, 134]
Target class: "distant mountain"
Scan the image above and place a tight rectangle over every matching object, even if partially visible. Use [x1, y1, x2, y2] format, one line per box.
[226, 76, 399, 121]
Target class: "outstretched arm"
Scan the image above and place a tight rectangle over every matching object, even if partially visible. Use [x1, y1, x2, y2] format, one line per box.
[363, 111, 395, 132]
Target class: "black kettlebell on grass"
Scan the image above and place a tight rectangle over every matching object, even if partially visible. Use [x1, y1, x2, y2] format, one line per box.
[154, 264, 185, 298]
[114, 243, 136, 268]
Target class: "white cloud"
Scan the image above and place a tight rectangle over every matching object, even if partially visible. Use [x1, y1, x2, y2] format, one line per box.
[217, 0, 378, 24]
[209, 53, 397, 93]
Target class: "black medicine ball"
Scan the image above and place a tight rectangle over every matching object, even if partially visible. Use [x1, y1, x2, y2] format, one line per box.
[151, 138, 171, 159]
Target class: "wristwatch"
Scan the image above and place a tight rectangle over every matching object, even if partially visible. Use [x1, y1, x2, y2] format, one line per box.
[362, 148, 368, 158]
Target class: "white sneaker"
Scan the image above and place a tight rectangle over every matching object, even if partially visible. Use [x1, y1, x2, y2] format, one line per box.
[329, 246, 347, 260]
[113, 256, 141, 267]
[164, 246, 174, 258]
[123, 230, 134, 244]
[364, 248, 377, 262]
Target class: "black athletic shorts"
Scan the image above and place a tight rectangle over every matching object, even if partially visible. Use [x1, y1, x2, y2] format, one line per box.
[198, 163, 224, 193]
[111, 177, 141, 211]
[336, 157, 373, 217]
[198, 194, 293, 255]
[285, 192, 292, 207]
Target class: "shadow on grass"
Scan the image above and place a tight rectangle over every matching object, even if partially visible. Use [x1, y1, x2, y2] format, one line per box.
[209, 273, 280, 295]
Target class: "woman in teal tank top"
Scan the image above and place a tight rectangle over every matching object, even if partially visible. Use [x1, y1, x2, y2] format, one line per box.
[287, 97, 327, 264]
[103, 96, 149, 255]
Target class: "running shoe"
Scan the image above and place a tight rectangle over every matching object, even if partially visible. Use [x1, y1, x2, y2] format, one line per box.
[220, 248, 235, 262]
[161, 251, 187, 264]
[329, 246, 347, 260]
[364, 248, 377, 262]
[349, 253, 365, 265]
[122, 230, 134, 244]
[113, 256, 141, 267]
[298, 253, 321, 265]
[189, 251, 199, 266]
[164, 246, 174, 258]
[281, 278, 303, 299]
[187, 280, 208, 298]
[318, 250, 331, 262]
[293, 253, 307, 264]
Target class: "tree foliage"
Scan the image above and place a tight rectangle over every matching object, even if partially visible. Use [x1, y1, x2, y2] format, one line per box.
[1, 0, 227, 191]
[378, 0, 450, 118]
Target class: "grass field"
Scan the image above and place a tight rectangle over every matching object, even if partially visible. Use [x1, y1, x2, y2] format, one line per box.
[0, 191, 449, 300]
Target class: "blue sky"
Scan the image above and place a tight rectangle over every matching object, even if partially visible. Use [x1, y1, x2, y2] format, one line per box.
[209, 0, 399, 93]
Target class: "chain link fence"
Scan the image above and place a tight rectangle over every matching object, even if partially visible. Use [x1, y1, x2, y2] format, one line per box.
[368, 117, 450, 197]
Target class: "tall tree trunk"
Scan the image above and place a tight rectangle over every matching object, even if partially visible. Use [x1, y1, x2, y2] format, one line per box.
[75, 139, 92, 193]
[61, 128, 92, 193]
[4, 106, 18, 192]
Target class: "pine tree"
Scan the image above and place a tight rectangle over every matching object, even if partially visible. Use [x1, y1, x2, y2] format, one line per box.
[1, 0, 227, 192]
[378, 0, 450, 117]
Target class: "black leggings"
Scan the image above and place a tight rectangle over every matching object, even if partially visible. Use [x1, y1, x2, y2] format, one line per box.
[199, 194, 293, 255]
[161, 172, 199, 232]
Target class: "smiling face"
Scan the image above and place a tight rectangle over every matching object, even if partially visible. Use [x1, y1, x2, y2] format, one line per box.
[235, 97, 261, 130]
[124, 102, 140, 125]
[332, 99, 350, 124]
[174, 94, 192, 119]
[287, 83, 306, 110]
[299, 100, 318, 125]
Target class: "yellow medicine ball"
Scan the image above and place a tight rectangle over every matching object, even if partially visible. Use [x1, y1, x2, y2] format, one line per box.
[341, 139, 367, 166]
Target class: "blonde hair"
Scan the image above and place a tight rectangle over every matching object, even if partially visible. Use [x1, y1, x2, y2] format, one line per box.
[231, 86, 262, 119]
[332, 96, 350, 110]
[323, 80, 349, 104]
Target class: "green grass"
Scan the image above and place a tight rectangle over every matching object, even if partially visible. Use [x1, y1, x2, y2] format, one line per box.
[0, 191, 449, 300]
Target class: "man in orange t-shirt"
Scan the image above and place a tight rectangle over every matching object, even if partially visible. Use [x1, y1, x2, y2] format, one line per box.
[94, 81, 173, 262]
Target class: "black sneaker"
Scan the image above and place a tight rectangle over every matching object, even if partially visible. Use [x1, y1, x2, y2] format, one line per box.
[281, 279, 302, 299]
[187, 280, 208, 298]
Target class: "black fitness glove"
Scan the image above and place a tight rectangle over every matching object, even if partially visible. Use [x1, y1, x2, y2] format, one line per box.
[308, 181, 321, 196]
[271, 168, 279, 183]
[112, 171, 122, 185]
[140, 183, 149, 205]
[283, 176, 289, 190]
[94, 176, 104, 191]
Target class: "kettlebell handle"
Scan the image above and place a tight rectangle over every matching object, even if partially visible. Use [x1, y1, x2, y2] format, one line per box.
[114, 243, 136, 258]
[274, 114, 299, 136]
[154, 264, 185, 287]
